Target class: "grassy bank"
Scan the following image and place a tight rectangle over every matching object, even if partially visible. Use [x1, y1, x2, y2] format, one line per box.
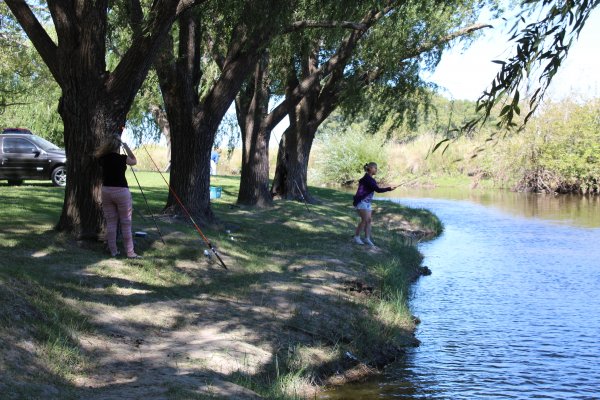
[0, 174, 442, 399]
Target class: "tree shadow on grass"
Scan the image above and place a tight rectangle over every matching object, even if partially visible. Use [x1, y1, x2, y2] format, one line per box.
[0, 179, 428, 399]
[1, 222, 416, 399]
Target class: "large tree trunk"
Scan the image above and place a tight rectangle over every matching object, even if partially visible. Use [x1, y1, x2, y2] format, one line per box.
[236, 53, 273, 207]
[6, 0, 192, 238]
[167, 116, 215, 222]
[156, 11, 266, 222]
[56, 96, 119, 238]
[237, 125, 272, 207]
[271, 123, 318, 203]
[155, 11, 215, 222]
[271, 51, 321, 203]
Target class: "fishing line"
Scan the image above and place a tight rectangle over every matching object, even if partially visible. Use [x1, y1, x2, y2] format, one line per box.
[127, 162, 166, 245]
[140, 145, 228, 270]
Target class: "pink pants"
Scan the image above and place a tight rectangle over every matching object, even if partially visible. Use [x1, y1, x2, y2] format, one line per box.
[101, 187, 135, 257]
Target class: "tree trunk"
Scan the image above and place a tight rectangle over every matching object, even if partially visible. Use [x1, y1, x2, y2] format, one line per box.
[166, 115, 215, 222]
[237, 126, 272, 207]
[271, 123, 318, 203]
[155, 6, 274, 220]
[156, 11, 267, 222]
[56, 96, 116, 239]
[236, 53, 273, 207]
[6, 0, 192, 239]
[154, 12, 215, 222]
[271, 52, 321, 203]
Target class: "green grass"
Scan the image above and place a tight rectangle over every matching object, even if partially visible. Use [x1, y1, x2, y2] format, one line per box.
[0, 174, 442, 399]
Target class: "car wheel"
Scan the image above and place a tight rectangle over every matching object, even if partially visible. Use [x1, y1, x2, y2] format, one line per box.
[7, 179, 24, 186]
[51, 166, 67, 187]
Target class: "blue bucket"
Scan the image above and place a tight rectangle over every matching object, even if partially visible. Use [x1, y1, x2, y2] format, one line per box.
[210, 186, 222, 199]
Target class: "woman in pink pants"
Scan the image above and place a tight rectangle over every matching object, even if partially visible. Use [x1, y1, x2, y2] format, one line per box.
[94, 134, 140, 258]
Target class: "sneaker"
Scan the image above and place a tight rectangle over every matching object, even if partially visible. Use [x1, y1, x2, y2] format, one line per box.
[111, 251, 120, 257]
[127, 254, 142, 259]
[364, 237, 376, 247]
[354, 236, 364, 245]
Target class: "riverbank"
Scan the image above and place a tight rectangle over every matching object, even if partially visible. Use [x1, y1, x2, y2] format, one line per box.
[0, 174, 442, 399]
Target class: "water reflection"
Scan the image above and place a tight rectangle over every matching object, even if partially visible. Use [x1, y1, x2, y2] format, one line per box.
[378, 187, 600, 228]
[321, 191, 600, 400]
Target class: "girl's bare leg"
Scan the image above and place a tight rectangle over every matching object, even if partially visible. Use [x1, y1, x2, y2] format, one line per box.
[354, 210, 371, 237]
[364, 211, 372, 238]
[355, 210, 369, 236]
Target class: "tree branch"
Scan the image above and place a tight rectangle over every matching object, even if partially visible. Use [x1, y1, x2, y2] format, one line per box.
[205, 32, 225, 70]
[4, 0, 60, 82]
[107, 0, 208, 100]
[400, 23, 492, 61]
[285, 20, 368, 33]
[264, 2, 396, 130]
[128, 0, 145, 38]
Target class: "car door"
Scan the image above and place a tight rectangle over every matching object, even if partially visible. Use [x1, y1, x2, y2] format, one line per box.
[0, 137, 44, 179]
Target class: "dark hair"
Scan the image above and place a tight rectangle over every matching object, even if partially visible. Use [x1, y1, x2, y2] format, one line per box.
[94, 136, 121, 158]
[363, 162, 377, 172]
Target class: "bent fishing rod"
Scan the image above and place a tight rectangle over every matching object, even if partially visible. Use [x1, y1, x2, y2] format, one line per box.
[140, 145, 228, 270]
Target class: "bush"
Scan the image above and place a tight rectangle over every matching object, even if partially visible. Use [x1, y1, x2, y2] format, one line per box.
[484, 98, 600, 193]
[313, 122, 390, 185]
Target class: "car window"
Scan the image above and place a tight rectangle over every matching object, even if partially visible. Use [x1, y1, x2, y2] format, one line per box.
[2, 138, 37, 154]
[29, 135, 60, 151]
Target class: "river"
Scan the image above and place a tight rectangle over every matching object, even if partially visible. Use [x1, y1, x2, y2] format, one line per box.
[321, 188, 600, 399]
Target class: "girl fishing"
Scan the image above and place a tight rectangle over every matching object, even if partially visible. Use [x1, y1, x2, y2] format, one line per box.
[352, 162, 398, 246]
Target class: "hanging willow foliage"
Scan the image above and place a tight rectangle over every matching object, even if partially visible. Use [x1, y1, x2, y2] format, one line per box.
[434, 0, 599, 154]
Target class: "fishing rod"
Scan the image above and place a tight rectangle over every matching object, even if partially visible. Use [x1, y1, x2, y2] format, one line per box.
[140, 145, 228, 270]
[393, 175, 420, 188]
[127, 162, 166, 245]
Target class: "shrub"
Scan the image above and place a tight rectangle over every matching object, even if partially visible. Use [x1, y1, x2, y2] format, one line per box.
[313, 122, 390, 185]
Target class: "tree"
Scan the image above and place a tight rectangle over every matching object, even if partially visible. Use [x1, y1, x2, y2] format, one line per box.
[0, 11, 62, 143]
[270, 0, 492, 202]
[5, 0, 204, 239]
[234, 2, 375, 206]
[1, 4, 61, 142]
[152, 0, 293, 221]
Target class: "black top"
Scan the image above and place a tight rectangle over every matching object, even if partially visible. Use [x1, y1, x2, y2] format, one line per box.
[99, 152, 128, 188]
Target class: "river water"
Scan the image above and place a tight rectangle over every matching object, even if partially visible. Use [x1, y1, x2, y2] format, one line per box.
[321, 188, 600, 399]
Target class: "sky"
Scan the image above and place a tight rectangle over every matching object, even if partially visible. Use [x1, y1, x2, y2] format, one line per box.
[424, 7, 600, 101]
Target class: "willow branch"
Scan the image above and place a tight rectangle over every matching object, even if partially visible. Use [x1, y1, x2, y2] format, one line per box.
[285, 20, 367, 33]
[401, 23, 492, 61]
[4, 0, 60, 82]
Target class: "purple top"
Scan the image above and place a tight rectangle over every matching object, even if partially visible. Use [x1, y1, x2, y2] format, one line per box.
[353, 173, 392, 206]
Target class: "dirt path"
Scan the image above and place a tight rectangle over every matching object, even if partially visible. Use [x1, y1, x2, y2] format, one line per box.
[65, 247, 413, 399]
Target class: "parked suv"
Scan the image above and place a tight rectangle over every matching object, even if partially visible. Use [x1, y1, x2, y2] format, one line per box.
[0, 129, 67, 187]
